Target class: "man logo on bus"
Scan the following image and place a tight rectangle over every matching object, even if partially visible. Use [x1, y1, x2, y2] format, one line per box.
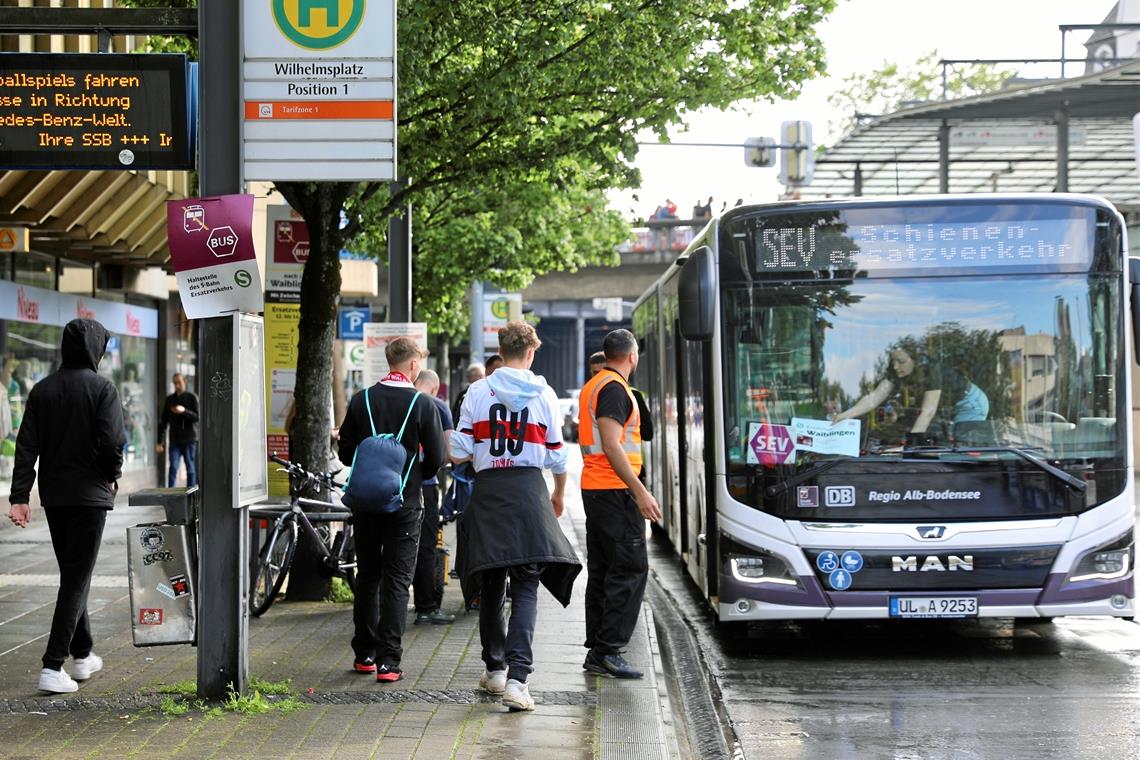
[273, 0, 365, 50]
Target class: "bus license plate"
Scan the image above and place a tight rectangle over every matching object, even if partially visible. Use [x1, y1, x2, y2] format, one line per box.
[889, 596, 978, 619]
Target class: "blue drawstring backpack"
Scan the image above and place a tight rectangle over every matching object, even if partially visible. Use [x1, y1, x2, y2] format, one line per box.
[440, 461, 473, 524]
[342, 389, 421, 514]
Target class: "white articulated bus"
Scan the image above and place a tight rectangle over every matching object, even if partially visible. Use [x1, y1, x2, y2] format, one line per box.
[633, 194, 1135, 623]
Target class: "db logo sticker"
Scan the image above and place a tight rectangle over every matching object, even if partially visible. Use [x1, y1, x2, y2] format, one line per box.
[825, 486, 856, 507]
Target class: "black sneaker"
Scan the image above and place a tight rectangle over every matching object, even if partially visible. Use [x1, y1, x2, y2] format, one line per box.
[415, 609, 456, 625]
[584, 651, 643, 679]
[353, 656, 377, 674]
[376, 665, 403, 683]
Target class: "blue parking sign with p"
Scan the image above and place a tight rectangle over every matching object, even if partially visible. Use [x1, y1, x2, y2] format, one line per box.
[338, 306, 371, 339]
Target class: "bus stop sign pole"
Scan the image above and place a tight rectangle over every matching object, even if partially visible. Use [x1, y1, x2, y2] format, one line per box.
[196, 0, 248, 701]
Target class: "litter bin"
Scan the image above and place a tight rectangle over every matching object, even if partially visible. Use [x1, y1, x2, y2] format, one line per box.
[126, 487, 199, 646]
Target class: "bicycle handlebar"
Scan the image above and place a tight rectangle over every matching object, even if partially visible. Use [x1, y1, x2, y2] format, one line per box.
[269, 451, 344, 492]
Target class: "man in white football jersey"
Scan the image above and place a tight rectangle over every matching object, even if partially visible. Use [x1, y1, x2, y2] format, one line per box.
[450, 321, 581, 712]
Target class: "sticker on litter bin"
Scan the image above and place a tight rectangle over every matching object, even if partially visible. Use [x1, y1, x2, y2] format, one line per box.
[139, 526, 165, 552]
[143, 550, 173, 566]
[156, 584, 176, 599]
[170, 574, 190, 598]
[139, 608, 164, 625]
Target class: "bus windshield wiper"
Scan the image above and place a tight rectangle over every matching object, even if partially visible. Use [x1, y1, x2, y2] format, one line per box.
[957, 446, 1087, 493]
[764, 458, 849, 498]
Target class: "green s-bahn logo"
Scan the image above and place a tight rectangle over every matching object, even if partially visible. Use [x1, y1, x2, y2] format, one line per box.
[273, 0, 365, 50]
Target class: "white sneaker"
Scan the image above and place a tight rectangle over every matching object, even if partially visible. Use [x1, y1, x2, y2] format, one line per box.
[479, 668, 508, 695]
[502, 678, 535, 712]
[72, 653, 103, 681]
[38, 668, 78, 694]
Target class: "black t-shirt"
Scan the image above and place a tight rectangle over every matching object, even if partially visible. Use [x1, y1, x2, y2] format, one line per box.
[595, 370, 633, 426]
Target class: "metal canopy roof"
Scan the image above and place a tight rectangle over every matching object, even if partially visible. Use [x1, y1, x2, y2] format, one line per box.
[0, 169, 187, 266]
[807, 62, 1140, 204]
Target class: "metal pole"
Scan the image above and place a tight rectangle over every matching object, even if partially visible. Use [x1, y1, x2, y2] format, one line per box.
[853, 162, 863, 197]
[387, 181, 411, 323]
[1055, 102, 1070, 192]
[196, 0, 248, 701]
[1059, 29, 1066, 78]
[470, 281, 484, 363]
[937, 120, 950, 194]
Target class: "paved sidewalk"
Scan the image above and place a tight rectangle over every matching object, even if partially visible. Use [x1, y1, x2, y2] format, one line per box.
[0, 452, 678, 759]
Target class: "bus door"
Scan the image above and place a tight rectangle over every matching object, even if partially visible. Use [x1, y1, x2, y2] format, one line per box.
[680, 331, 707, 593]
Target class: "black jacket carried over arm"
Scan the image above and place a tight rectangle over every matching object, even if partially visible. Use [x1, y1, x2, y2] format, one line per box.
[9, 319, 127, 508]
[337, 381, 446, 504]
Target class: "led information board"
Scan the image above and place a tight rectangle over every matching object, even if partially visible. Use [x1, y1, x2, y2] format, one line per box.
[0, 53, 190, 170]
[749, 206, 1094, 275]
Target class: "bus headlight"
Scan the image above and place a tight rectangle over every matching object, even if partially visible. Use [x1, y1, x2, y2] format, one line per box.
[1067, 531, 1133, 583]
[721, 534, 800, 587]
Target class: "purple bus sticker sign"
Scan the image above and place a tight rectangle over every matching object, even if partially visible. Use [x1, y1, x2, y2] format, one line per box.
[166, 194, 263, 319]
[746, 422, 796, 466]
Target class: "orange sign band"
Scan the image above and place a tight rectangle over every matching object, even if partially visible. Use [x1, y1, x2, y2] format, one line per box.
[243, 100, 393, 120]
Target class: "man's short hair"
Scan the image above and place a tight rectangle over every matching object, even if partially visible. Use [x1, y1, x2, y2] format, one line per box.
[415, 368, 440, 391]
[385, 337, 428, 367]
[497, 321, 540, 361]
[466, 362, 485, 381]
[172, 372, 184, 382]
[588, 351, 605, 367]
[603, 329, 637, 360]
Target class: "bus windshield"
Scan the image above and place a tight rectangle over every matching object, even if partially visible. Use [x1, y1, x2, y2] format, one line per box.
[718, 201, 1126, 520]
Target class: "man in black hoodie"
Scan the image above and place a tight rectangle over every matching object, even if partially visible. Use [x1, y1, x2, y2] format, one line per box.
[156, 373, 199, 487]
[7, 319, 126, 694]
[338, 337, 445, 683]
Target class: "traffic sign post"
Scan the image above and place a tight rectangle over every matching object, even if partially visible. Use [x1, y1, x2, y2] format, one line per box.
[241, 0, 396, 182]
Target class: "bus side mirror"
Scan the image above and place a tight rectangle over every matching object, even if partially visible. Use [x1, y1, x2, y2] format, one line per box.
[679, 246, 715, 341]
[1131, 259, 1140, 361]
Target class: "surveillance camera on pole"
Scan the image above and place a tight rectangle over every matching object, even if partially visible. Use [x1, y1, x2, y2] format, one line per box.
[744, 136, 777, 167]
[778, 120, 814, 187]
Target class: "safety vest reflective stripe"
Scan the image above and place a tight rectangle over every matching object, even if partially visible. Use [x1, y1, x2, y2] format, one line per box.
[579, 370, 642, 490]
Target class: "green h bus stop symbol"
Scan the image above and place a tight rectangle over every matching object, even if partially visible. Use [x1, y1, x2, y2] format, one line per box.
[273, 0, 365, 50]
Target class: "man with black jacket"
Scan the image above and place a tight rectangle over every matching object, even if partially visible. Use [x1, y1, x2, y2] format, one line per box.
[338, 337, 446, 683]
[7, 319, 126, 694]
[156, 373, 199, 487]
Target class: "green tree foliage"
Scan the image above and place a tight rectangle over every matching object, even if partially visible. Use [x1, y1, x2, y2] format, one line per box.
[828, 50, 1011, 134]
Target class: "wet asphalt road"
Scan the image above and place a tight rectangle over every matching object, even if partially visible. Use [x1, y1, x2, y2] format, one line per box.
[650, 537, 1140, 760]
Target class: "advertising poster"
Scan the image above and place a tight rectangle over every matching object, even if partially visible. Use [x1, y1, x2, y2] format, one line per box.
[236, 314, 268, 506]
[166, 194, 263, 318]
[265, 205, 308, 299]
[263, 301, 300, 497]
[363, 323, 428, 386]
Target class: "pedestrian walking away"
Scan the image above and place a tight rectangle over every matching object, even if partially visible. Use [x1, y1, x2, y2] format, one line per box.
[7, 319, 126, 694]
[578, 328, 662, 679]
[451, 362, 485, 427]
[412, 368, 456, 626]
[338, 338, 446, 682]
[451, 320, 582, 712]
[157, 372, 199, 487]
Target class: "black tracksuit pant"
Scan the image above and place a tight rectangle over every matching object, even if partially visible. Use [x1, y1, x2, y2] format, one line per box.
[412, 484, 443, 613]
[479, 563, 541, 683]
[582, 489, 648, 655]
[42, 507, 107, 671]
[351, 503, 422, 669]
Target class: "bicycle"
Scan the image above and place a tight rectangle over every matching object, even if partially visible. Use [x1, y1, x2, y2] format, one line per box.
[249, 454, 356, 616]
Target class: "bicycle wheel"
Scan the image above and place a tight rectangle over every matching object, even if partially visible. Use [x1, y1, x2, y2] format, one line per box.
[250, 517, 297, 616]
[341, 523, 357, 592]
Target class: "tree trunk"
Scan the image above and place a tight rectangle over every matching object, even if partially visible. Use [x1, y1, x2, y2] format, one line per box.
[276, 181, 354, 600]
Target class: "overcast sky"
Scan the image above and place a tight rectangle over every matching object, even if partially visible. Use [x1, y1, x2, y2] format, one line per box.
[606, 0, 1120, 220]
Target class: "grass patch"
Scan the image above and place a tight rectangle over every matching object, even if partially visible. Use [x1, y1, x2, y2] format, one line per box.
[249, 677, 292, 695]
[159, 695, 189, 716]
[327, 576, 354, 603]
[223, 686, 273, 714]
[151, 678, 306, 717]
[155, 680, 196, 697]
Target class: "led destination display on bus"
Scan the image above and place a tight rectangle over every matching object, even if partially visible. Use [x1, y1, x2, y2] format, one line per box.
[0, 53, 190, 170]
[751, 208, 1093, 274]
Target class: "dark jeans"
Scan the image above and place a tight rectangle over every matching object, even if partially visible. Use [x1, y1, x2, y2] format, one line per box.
[167, 440, 197, 487]
[351, 503, 422, 668]
[413, 484, 443, 613]
[42, 507, 107, 671]
[583, 489, 648, 655]
[479, 563, 541, 683]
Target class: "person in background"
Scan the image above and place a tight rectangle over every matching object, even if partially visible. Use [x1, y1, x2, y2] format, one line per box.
[7, 319, 126, 694]
[451, 362, 485, 427]
[588, 351, 606, 378]
[412, 369, 456, 626]
[337, 338, 446, 683]
[156, 373, 199, 487]
[485, 354, 504, 376]
[578, 329, 661, 679]
[451, 321, 581, 712]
